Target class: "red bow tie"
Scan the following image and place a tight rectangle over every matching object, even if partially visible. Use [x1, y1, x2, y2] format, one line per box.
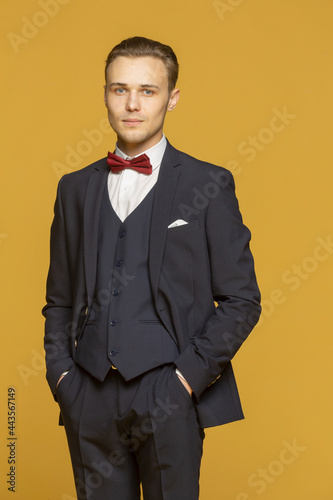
[107, 152, 152, 175]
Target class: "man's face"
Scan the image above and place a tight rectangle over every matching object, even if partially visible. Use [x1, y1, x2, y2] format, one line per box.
[104, 56, 179, 156]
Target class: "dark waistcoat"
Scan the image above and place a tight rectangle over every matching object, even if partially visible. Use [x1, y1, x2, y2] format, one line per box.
[74, 183, 179, 381]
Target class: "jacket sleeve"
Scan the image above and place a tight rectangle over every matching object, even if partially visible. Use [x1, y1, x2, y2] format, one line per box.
[42, 177, 76, 397]
[174, 171, 261, 399]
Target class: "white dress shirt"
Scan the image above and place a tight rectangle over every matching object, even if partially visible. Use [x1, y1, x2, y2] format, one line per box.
[108, 134, 167, 221]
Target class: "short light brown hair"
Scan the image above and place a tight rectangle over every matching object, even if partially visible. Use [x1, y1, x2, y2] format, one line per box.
[105, 36, 179, 93]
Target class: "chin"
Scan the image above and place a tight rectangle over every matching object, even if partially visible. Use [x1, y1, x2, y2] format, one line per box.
[121, 132, 148, 145]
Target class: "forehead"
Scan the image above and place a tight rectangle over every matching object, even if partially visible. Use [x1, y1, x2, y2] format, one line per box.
[106, 56, 168, 87]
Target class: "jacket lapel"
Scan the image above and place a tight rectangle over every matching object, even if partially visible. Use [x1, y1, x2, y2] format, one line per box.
[83, 159, 109, 306]
[149, 142, 182, 299]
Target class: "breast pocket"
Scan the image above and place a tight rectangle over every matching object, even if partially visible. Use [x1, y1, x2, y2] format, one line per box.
[167, 219, 200, 236]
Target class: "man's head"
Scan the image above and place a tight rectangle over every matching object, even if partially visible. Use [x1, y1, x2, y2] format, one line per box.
[104, 36, 180, 156]
[105, 36, 179, 94]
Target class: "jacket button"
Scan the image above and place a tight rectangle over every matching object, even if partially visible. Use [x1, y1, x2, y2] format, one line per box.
[112, 289, 120, 296]
[115, 260, 123, 267]
[119, 231, 126, 238]
[110, 319, 117, 326]
[110, 350, 118, 356]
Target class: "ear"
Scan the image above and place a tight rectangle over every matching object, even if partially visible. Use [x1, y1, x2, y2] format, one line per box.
[103, 84, 107, 107]
[167, 88, 180, 111]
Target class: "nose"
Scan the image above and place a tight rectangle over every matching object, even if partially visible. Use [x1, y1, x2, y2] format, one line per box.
[126, 91, 140, 112]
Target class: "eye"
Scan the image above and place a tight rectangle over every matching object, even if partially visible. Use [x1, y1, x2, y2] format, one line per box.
[142, 89, 154, 96]
[114, 88, 126, 94]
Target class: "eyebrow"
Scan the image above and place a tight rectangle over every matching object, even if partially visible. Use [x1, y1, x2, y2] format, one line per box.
[109, 82, 160, 90]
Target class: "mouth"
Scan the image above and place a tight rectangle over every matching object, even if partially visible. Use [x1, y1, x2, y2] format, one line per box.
[122, 119, 144, 126]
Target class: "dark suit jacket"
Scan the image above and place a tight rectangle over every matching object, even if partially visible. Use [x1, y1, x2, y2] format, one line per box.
[42, 141, 261, 428]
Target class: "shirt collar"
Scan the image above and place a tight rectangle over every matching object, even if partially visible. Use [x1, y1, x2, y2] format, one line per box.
[114, 134, 167, 171]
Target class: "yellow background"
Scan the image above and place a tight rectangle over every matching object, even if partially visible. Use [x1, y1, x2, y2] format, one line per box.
[1, 0, 332, 498]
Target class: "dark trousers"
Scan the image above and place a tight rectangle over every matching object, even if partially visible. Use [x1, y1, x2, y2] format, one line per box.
[57, 364, 205, 500]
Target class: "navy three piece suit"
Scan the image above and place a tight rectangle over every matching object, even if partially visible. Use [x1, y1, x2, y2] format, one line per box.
[43, 140, 261, 499]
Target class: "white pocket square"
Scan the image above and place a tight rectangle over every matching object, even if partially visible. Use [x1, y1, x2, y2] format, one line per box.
[168, 219, 188, 229]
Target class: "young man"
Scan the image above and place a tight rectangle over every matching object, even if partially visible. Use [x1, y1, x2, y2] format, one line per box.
[43, 36, 261, 500]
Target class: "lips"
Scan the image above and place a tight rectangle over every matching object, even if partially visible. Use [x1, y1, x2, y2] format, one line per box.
[122, 118, 143, 122]
[123, 119, 143, 126]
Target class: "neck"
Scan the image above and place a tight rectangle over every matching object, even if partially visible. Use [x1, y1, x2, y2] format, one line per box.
[117, 134, 163, 157]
